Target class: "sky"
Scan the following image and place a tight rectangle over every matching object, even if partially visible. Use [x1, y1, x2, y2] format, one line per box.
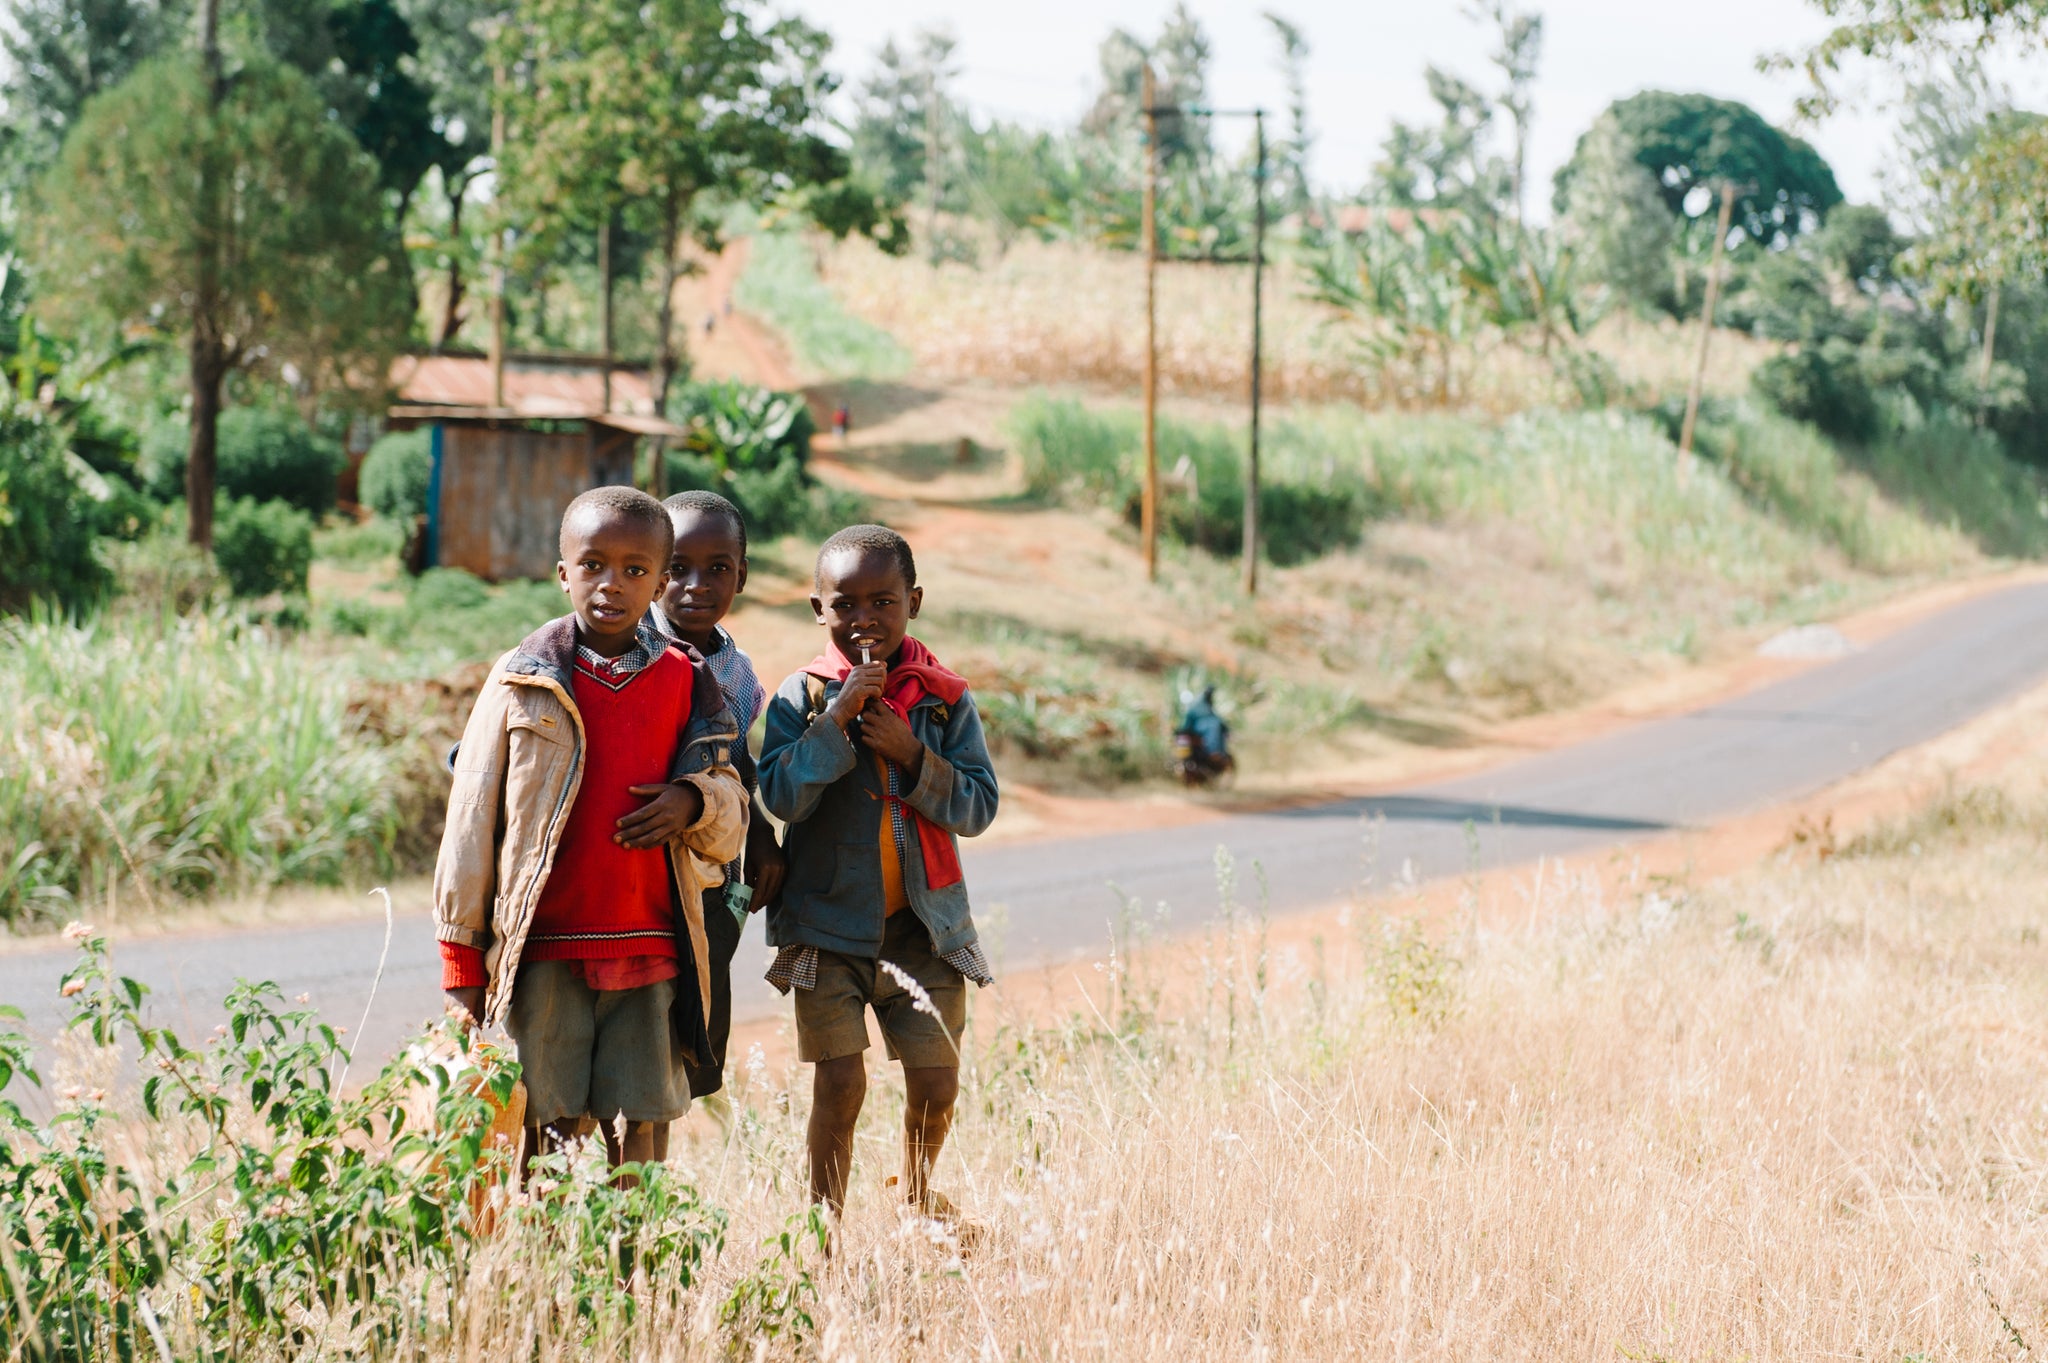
[784, 0, 2028, 218]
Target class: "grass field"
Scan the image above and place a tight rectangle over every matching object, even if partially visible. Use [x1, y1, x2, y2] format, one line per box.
[18, 761, 2048, 1356]
[813, 228, 1778, 413]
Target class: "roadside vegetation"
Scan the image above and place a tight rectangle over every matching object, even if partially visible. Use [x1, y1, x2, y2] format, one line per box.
[13, 768, 2048, 1355]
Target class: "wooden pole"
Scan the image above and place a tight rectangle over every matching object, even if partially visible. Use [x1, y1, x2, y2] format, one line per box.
[1981, 281, 2002, 387]
[925, 62, 943, 265]
[489, 60, 508, 412]
[599, 214, 614, 413]
[1678, 180, 1736, 461]
[1244, 110, 1266, 598]
[1141, 63, 1160, 582]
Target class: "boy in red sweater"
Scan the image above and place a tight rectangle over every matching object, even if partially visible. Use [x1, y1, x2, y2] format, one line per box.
[435, 486, 748, 1173]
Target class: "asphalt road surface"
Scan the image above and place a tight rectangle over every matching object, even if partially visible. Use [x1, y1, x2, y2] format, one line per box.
[10, 580, 2048, 1075]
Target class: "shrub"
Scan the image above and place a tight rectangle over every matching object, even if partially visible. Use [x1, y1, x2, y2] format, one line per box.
[671, 380, 815, 473]
[358, 427, 434, 520]
[1008, 394, 1368, 563]
[141, 407, 347, 515]
[0, 399, 112, 614]
[214, 497, 314, 598]
[662, 450, 868, 543]
[1752, 339, 1881, 445]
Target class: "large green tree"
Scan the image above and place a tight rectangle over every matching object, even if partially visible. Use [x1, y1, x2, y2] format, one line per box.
[0, 0, 190, 179]
[1554, 91, 1842, 250]
[28, 54, 409, 546]
[498, 0, 887, 410]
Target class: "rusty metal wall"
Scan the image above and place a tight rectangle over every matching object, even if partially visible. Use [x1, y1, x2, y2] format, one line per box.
[434, 425, 594, 581]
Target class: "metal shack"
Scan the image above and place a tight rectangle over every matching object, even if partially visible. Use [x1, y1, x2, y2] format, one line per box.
[389, 353, 687, 582]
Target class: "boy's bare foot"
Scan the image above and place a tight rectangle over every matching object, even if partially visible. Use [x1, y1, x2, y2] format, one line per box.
[885, 1175, 988, 1252]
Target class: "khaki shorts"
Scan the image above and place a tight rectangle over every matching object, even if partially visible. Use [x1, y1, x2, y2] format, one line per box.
[505, 960, 689, 1126]
[794, 913, 967, 1068]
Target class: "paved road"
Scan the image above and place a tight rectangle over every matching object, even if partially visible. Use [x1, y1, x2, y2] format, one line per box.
[11, 580, 2048, 1073]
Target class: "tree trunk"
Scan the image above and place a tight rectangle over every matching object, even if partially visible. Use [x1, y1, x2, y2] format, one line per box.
[437, 178, 468, 347]
[190, 0, 224, 549]
[654, 199, 683, 416]
[187, 336, 226, 550]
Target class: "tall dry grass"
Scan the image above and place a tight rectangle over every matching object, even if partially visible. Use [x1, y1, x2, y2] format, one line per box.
[311, 783, 2048, 1357]
[815, 232, 1778, 412]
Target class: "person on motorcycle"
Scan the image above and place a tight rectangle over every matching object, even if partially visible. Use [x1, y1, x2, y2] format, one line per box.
[1177, 686, 1231, 770]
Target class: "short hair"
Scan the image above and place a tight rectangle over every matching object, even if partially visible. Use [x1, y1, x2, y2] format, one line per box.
[662, 489, 748, 557]
[559, 485, 672, 558]
[815, 523, 915, 589]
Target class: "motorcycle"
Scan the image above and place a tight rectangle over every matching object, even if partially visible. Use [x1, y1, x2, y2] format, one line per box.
[1172, 686, 1235, 787]
[1172, 728, 1236, 787]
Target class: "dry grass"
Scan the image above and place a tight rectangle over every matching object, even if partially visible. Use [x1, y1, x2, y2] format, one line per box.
[815, 232, 1778, 413]
[340, 775, 2048, 1358]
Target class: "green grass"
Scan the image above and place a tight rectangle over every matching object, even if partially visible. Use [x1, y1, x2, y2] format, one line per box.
[737, 232, 912, 380]
[0, 609, 412, 921]
[1009, 394, 2011, 583]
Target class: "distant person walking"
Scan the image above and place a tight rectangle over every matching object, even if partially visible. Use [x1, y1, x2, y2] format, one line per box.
[832, 402, 851, 450]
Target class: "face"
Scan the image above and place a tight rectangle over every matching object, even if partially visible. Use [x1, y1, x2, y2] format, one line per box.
[556, 510, 671, 655]
[812, 547, 921, 663]
[659, 509, 747, 645]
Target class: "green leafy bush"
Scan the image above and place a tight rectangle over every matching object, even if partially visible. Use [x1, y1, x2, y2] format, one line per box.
[358, 426, 434, 520]
[142, 407, 346, 515]
[0, 932, 725, 1354]
[0, 400, 112, 614]
[671, 379, 815, 473]
[1008, 395, 1369, 564]
[213, 496, 314, 598]
[1752, 339, 1881, 444]
[662, 450, 868, 543]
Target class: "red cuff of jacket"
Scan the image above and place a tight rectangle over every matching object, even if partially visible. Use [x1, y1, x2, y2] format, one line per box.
[440, 941, 486, 990]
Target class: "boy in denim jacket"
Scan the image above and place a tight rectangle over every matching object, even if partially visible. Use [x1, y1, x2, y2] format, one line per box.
[758, 525, 999, 1224]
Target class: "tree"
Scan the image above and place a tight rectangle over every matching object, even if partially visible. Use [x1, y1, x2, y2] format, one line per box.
[1263, 11, 1312, 216]
[1373, 67, 1504, 217]
[1782, 0, 2048, 117]
[499, 0, 888, 413]
[1556, 109, 1680, 311]
[392, 0, 504, 345]
[28, 55, 410, 546]
[1469, 0, 1543, 224]
[1553, 92, 1842, 250]
[0, 0, 188, 180]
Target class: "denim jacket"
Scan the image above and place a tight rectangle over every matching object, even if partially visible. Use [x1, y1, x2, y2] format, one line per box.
[757, 672, 999, 958]
[432, 616, 748, 1027]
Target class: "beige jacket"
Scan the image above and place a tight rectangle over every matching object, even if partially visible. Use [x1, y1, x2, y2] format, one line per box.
[433, 617, 747, 1029]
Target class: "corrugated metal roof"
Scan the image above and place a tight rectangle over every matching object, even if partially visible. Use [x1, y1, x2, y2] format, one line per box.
[390, 354, 661, 418]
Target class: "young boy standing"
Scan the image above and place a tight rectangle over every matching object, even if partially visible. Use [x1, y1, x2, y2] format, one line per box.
[648, 490, 785, 1099]
[758, 524, 999, 1222]
[435, 486, 747, 1172]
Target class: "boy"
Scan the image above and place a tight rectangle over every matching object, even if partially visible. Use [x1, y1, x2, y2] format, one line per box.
[758, 524, 1000, 1223]
[435, 486, 748, 1174]
[648, 489, 785, 1099]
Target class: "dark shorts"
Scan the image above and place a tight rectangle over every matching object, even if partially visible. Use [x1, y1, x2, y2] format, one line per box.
[793, 912, 967, 1069]
[685, 883, 747, 1099]
[505, 960, 690, 1127]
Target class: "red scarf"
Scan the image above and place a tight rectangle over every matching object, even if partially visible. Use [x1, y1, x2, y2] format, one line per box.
[805, 636, 969, 890]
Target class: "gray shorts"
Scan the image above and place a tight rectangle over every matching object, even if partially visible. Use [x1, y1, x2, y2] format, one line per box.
[793, 913, 967, 1068]
[505, 961, 689, 1126]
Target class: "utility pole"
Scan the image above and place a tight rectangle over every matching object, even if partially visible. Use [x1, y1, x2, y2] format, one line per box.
[1678, 179, 1738, 461]
[924, 64, 943, 265]
[599, 214, 614, 414]
[187, 0, 224, 549]
[489, 59, 508, 412]
[1141, 63, 1160, 582]
[1243, 110, 1266, 598]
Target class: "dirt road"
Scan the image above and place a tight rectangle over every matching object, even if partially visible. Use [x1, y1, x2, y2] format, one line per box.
[9, 578, 2048, 1070]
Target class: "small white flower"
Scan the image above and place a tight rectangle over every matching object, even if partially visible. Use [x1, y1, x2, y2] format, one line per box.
[59, 979, 85, 998]
[61, 922, 93, 942]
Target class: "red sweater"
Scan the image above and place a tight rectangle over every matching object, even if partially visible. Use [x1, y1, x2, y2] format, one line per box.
[441, 647, 693, 989]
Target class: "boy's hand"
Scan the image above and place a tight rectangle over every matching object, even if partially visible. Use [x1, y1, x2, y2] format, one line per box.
[745, 834, 786, 911]
[445, 987, 485, 1031]
[858, 703, 926, 777]
[825, 663, 888, 731]
[617, 782, 705, 849]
